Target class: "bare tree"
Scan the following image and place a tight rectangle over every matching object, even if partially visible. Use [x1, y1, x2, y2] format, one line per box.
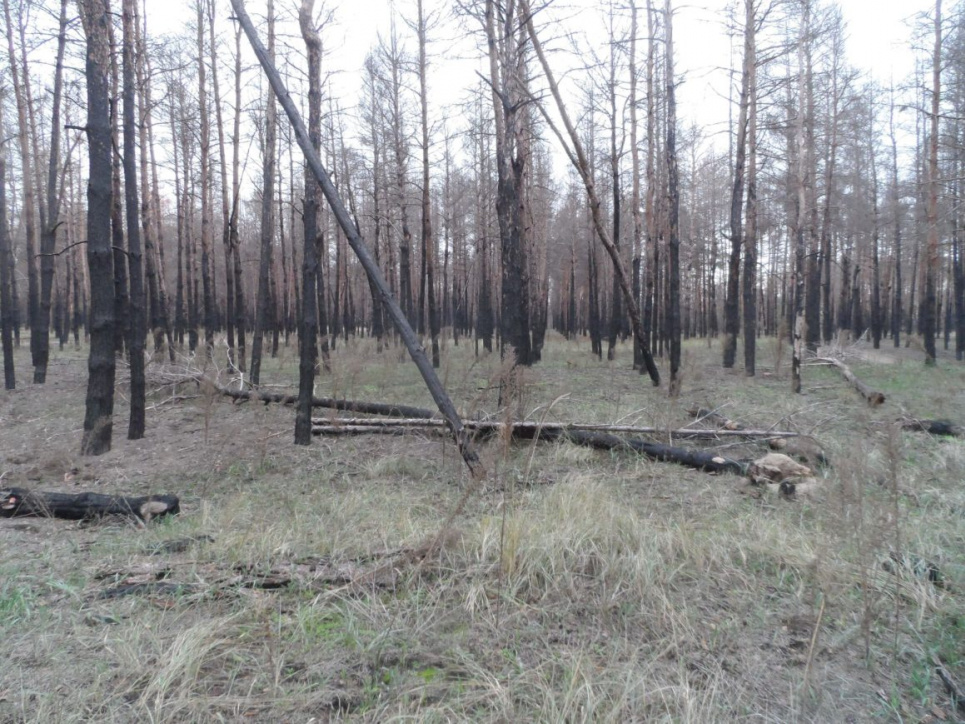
[78, 0, 116, 455]
[250, 0, 277, 386]
[923, 0, 942, 365]
[123, 0, 146, 438]
[295, 0, 322, 445]
[0, 139, 14, 390]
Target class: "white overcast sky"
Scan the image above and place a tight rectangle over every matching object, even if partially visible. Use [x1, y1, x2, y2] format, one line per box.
[141, 0, 935, 168]
[319, 0, 932, 110]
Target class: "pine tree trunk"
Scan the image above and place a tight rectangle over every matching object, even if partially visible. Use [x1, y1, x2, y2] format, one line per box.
[923, 0, 942, 365]
[295, 0, 321, 445]
[250, 0, 277, 386]
[742, 0, 758, 376]
[79, 0, 116, 456]
[0, 145, 15, 389]
[122, 0, 146, 439]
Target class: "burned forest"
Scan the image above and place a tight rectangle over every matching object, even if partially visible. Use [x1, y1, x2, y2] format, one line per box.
[2, 0, 965, 721]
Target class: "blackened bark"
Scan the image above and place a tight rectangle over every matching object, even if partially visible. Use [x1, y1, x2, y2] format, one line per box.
[2, 0, 40, 382]
[33, 0, 68, 384]
[665, 0, 681, 395]
[588, 241, 602, 358]
[295, 0, 321, 446]
[923, 0, 941, 365]
[79, 0, 116, 456]
[196, 0, 214, 359]
[108, 22, 128, 359]
[742, 10, 758, 376]
[891, 92, 903, 347]
[0, 149, 14, 389]
[250, 0, 277, 386]
[723, 0, 752, 369]
[122, 0, 145, 439]
[1, 487, 179, 522]
[230, 25, 247, 372]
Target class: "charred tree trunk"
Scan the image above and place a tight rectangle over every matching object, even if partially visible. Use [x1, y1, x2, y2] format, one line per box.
[742, 1, 758, 376]
[250, 0, 277, 386]
[664, 0, 681, 394]
[122, 0, 145, 439]
[0, 144, 14, 389]
[196, 0, 214, 359]
[79, 0, 116, 456]
[295, 0, 321, 446]
[34, 0, 69, 384]
[723, 0, 752, 370]
[3, 0, 40, 382]
[923, 0, 941, 365]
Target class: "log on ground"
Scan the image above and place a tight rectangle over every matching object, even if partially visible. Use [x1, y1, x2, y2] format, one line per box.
[311, 417, 798, 440]
[901, 418, 964, 437]
[212, 381, 437, 419]
[811, 357, 885, 406]
[0, 487, 180, 521]
[311, 419, 748, 475]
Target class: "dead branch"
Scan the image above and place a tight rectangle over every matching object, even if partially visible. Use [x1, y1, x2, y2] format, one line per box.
[809, 357, 886, 406]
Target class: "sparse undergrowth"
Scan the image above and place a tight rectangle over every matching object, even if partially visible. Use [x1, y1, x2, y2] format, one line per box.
[1, 334, 964, 722]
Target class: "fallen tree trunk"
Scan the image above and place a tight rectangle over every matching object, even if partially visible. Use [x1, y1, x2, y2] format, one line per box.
[535, 429, 747, 474]
[810, 357, 885, 406]
[0, 487, 179, 521]
[311, 417, 797, 440]
[312, 420, 747, 474]
[901, 418, 964, 437]
[213, 381, 437, 419]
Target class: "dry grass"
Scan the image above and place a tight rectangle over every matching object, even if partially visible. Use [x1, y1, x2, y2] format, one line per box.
[1, 333, 965, 722]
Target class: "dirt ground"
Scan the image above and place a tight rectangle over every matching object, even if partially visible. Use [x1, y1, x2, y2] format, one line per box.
[2, 334, 965, 722]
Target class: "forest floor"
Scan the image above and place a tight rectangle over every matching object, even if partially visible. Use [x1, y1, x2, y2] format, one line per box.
[2, 332, 965, 722]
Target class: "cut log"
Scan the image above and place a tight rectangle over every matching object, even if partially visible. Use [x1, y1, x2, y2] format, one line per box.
[310, 417, 798, 440]
[810, 357, 885, 406]
[0, 487, 179, 521]
[901, 418, 964, 437]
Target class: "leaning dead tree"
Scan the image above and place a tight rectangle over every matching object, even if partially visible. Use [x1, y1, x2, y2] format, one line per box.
[520, 0, 660, 386]
[230, 0, 485, 480]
